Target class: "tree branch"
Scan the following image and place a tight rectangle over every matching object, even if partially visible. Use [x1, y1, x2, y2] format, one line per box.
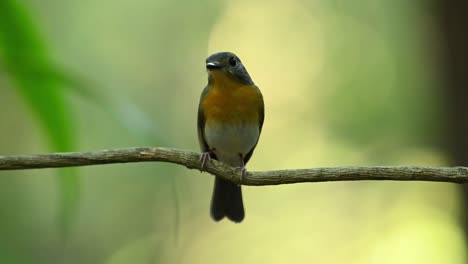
[0, 147, 467, 185]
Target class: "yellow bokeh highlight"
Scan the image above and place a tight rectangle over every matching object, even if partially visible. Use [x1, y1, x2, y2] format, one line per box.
[208, 0, 325, 127]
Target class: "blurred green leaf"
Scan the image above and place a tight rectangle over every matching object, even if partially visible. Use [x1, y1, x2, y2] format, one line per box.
[0, 0, 78, 235]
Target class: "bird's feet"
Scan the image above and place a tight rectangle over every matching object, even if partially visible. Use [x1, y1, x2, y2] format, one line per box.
[239, 165, 247, 184]
[199, 151, 212, 170]
[237, 154, 247, 185]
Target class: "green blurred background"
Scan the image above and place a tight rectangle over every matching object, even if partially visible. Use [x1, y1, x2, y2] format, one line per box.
[0, 0, 466, 263]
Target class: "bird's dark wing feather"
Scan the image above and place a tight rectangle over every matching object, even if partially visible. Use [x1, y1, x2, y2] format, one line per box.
[243, 88, 265, 164]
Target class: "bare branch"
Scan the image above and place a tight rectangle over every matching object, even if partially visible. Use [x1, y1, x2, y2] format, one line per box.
[0, 147, 467, 185]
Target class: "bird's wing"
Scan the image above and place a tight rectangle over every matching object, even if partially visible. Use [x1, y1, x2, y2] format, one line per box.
[243, 86, 265, 164]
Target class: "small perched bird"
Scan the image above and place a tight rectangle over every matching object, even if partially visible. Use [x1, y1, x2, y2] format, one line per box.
[198, 52, 264, 223]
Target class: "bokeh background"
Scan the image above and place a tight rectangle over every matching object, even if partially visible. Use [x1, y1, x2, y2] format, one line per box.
[0, 0, 467, 263]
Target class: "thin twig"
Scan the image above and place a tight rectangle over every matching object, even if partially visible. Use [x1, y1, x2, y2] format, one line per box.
[0, 147, 466, 185]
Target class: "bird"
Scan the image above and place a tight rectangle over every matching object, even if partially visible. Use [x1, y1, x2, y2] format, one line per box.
[197, 51, 264, 223]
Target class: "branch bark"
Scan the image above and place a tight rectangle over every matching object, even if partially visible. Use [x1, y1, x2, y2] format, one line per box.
[0, 147, 467, 185]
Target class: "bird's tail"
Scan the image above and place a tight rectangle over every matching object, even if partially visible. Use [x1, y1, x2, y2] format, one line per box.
[210, 177, 244, 223]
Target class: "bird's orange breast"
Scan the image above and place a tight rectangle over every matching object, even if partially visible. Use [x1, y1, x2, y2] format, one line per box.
[202, 73, 262, 124]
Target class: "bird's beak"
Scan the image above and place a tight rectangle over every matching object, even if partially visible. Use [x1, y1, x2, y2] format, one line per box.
[206, 62, 222, 70]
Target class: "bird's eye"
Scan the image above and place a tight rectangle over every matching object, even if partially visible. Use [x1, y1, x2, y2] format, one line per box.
[228, 57, 237, 67]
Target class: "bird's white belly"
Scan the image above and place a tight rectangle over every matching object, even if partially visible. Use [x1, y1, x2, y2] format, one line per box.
[204, 122, 259, 166]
